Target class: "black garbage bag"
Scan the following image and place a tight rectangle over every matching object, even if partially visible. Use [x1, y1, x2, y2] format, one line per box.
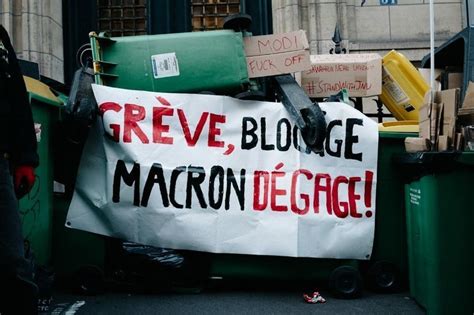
[121, 242, 185, 270]
[109, 241, 209, 293]
[108, 242, 185, 292]
[65, 66, 97, 126]
[53, 66, 96, 194]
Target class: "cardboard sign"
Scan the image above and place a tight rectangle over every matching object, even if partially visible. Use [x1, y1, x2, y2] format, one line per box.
[246, 50, 311, 78]
[244, 30, 309, 56]
[66, 85, 379, 259]
[244, 30, 311, 78]
[301, 54, 382, 98]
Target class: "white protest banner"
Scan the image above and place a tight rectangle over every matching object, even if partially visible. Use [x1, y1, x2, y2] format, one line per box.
[66, 84, 379, 259]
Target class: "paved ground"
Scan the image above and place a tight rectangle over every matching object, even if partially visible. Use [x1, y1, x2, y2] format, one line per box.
[46, 285, 425, 314]
[40, 242, 426, 314]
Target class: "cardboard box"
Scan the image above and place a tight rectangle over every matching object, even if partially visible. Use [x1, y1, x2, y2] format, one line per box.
[421, 89, 460, 151]
[455, 132, 463, 151]
[419, 104, 430, 140]
[418, 69, 462, 91]
[443, 72, 463, 89]
[432, 103, 440, 145]
[420, 90, 445, 148]
[438, 135, 449, 151]
[462, 81, 474, 109]
[405, 137, 431, 152]
[301, 53, 382, 98]
[458, 82, 474, 125]
[244, 30, 311, 78]
[439, 88, 459, 143]
[418, 68, 442, 91]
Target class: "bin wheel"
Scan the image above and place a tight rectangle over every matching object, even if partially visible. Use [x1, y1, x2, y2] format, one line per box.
[223, 13, 252, 32]
[74, 265, 105, 296]
[329, 265, 363, 299]
[366, 261, 400, 293]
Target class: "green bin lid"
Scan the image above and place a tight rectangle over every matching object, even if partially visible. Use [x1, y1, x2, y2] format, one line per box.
[24, 76, 65, 107]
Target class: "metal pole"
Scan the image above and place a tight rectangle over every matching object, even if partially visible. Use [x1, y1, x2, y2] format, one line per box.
[430, 0, 435, 96]
[429, 0, 436, 149]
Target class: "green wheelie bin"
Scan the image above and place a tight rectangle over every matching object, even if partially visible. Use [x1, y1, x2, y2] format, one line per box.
[51, 192, 107, 293]
[208, 254, 362, 298]
[366, 122, 418, 292]
[208, 123, 418, 295]
[50, 100, 107, 293]
[19, 76, 63, 266]
[89, 29, 249, 94]
[49, 28, 250, 293]
[400, 152, 474, 315]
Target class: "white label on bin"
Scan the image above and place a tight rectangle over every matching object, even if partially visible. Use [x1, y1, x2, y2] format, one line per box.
[34, 123, 41, 142]
[382, 68, 409, 105]
[53, 181, 66, 193]
[409, 188, 421, 206]
[151, 52, 180, 79]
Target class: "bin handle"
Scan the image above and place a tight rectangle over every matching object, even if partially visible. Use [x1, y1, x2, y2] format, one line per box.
[273, 74, 327, 153]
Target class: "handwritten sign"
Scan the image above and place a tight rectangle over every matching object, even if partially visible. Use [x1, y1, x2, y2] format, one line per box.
[244, 30, 311, 78]
[301, 53, 382, 98]
[66, 84, 379, 259]
[244, 30, 309, 56]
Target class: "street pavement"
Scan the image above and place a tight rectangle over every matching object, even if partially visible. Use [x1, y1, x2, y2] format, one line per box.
[46, 285, 425, 314]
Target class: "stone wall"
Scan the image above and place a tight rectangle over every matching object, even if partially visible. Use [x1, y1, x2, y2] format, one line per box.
[0, 0, 63, 82]
[272, 0, 465, 61]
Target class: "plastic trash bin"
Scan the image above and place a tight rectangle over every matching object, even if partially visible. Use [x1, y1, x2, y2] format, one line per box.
[399, 152, 474, 315]
[52, 192, 106, 294]
[90, 29, 249, 94]
[209, 254, 361, 298]
[367, 122, 417, 292]
[207, 123, 418, 296]
[19, 76, 63, 266]
[50, 104, 108, 293]
[421, 26, 474, 100]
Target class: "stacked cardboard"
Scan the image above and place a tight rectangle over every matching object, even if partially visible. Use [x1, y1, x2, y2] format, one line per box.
[405, 69, 464, 152]
[406, 88, 461, 152]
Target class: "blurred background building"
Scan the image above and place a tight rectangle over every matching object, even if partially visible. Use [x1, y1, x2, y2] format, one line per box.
[0, 0, 63, 82]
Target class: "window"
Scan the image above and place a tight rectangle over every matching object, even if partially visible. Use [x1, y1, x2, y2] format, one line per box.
[191, 0, 240, 31]
[97, 0, 147, 36]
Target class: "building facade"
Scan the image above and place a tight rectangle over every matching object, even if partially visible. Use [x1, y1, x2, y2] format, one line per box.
[272, 0, 466, 61]
[0, 0, 64, 82]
